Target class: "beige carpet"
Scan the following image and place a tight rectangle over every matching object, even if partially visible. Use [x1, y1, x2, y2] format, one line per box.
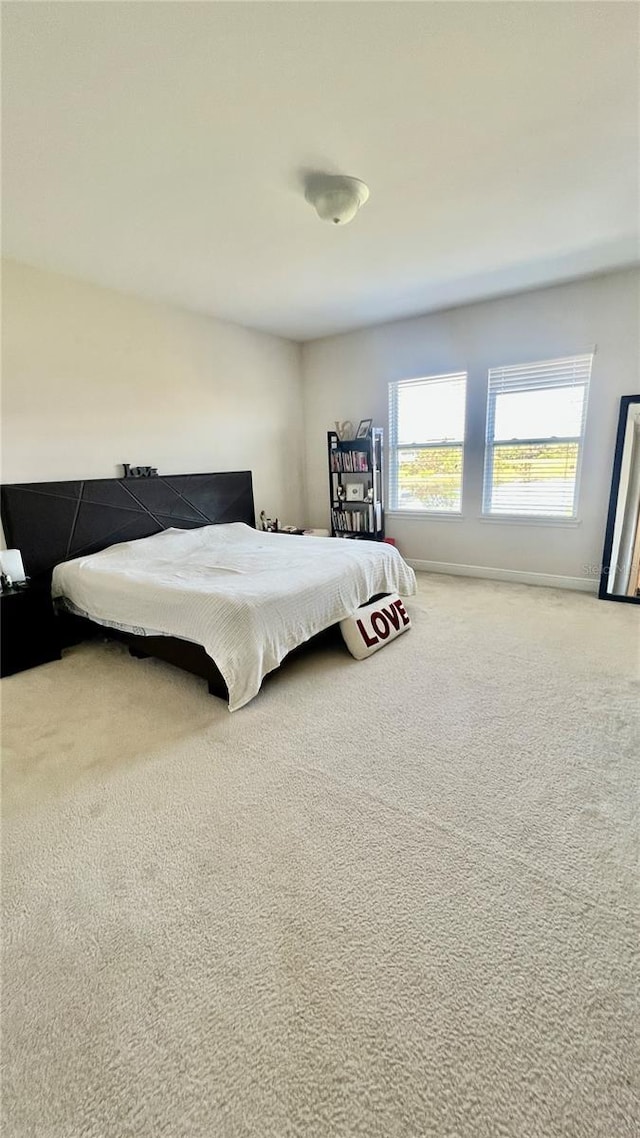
[2, 573, 639, 1138]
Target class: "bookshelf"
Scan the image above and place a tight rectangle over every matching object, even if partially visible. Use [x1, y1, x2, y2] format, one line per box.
[327, 428, 385, 540]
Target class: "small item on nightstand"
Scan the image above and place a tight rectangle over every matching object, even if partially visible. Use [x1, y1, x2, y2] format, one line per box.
[0, 548, 26, 584]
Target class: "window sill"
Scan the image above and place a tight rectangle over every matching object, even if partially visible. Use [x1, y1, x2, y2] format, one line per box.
[479, 514, 582, 528]
[387, 510, 464, 521]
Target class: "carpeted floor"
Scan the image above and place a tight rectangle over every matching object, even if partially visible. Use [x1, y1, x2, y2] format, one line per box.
[2, 573, 639, 1138]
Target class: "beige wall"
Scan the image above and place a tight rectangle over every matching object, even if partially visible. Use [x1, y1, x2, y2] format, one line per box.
[1, 259, 304, 528]
[4, 260, 639, 589]
[302, 269, 640, 587]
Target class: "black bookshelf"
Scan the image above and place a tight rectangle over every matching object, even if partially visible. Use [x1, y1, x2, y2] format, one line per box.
[328, 428, 385, 540]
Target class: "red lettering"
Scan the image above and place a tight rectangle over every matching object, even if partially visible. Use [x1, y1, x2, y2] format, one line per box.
[393, 599, 410, 626]
[356, 618, 379, 648]
[371, 612, 390, 640]
[381, 605, 400, 631]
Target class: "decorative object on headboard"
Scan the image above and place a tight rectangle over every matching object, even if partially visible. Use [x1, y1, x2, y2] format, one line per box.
[122, 464, 158, 478]
[0, 471, 255, 582]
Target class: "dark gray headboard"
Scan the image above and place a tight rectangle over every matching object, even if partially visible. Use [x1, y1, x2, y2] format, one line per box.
[1, 470, 255, 580]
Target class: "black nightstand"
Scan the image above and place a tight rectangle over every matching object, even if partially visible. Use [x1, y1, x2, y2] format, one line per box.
[0, 583, 61, 678]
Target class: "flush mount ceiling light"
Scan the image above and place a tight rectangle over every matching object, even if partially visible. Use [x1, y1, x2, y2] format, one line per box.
[304, 175, 370, 226]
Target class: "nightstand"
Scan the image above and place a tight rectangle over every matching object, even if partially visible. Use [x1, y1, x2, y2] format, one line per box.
[0, 583, 61, 677]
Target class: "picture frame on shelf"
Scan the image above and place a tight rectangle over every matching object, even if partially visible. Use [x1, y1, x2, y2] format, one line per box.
[346, 483, 365, 501]
[356, 418, 373, 439]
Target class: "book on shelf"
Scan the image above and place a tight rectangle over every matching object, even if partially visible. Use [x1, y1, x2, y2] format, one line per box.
[329, 450, 370, 473]
[330, 505, 377, 535]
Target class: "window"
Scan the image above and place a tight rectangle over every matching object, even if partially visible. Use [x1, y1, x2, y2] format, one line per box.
[388, 372, 467, 512]
[483, 354, 592, 518]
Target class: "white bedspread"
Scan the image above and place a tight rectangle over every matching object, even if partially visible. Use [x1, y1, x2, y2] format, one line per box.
[52, 524, 417, 710]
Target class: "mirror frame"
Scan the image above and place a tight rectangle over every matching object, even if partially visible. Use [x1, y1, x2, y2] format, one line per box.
[599, 393, 640, 604]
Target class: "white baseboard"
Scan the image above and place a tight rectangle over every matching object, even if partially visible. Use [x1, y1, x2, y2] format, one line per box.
[406, 559, 597, 593]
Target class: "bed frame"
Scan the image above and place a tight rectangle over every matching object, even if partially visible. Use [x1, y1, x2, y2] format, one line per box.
[0, 471, 257, 700]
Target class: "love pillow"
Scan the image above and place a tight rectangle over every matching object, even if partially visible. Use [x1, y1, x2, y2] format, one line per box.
[340, 594, 411, 660]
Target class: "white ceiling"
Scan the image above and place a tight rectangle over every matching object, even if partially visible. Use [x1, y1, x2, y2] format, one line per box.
[2, 2, 638, 341]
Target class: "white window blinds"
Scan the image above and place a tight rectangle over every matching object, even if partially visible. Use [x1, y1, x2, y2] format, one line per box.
[483, 354, 593, 518]
[388, 372, 467, 512]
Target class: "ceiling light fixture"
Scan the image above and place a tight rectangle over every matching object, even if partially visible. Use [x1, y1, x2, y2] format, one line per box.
[305, 175, 370, 226]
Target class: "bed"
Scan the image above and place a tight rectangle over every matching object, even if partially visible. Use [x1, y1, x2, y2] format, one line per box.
[1, 472, 416, 710]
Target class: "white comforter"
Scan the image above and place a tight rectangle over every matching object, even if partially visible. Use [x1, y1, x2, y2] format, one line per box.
[52, 523, 417, 710]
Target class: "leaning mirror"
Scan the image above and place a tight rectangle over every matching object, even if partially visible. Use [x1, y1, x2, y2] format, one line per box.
[600, 394, 640, 603]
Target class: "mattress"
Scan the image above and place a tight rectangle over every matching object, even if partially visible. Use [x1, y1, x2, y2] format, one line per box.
[52, 523, 417, 710]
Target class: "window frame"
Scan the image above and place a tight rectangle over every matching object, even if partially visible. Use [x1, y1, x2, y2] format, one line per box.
[481, 355, 592, 522]
[388, 372, 467, 515]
